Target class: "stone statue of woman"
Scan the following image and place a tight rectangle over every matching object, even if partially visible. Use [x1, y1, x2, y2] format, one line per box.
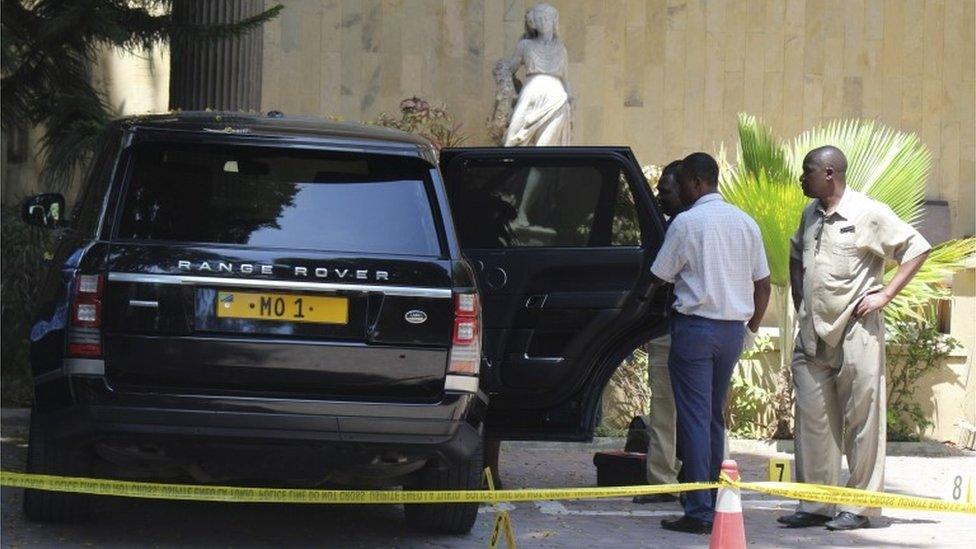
[499, 3, 572, 146]
[483, 5, 574, 486]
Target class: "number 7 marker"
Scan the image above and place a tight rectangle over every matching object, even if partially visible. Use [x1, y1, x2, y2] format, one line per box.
[768, 457, 791, 483]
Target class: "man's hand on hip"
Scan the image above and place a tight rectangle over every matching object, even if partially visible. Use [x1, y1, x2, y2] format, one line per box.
[853, 252, 930, 320]
[853, 290, 890, 319]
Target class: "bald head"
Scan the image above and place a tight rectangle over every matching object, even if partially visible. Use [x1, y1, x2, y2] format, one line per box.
[800, 145, 848, 199]
[806, 146, 848, 177]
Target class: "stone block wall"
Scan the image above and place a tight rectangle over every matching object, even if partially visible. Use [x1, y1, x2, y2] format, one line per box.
[261, 0, 975, 238]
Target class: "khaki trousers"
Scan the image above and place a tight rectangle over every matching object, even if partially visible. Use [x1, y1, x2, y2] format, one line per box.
[644, 336, 681, 485]
[792, 311, 886, 516]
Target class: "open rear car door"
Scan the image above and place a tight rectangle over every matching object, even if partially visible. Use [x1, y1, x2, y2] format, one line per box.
[441, 147, 671, 440]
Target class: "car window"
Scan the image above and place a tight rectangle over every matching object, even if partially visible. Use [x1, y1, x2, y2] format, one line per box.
[448, 158, 642, 248]
[611, 172, 641, 246]
[72, 130, 122, 238]
[115, 144, 442, 256]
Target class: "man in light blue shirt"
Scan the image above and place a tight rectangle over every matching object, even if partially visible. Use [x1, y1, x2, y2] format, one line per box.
[650, 152, 771, 534]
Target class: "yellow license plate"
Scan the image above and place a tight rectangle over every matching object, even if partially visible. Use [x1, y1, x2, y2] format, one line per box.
[216, 291, 348, 324]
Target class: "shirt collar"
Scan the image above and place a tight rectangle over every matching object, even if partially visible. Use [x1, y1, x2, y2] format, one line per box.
[691, 192, 724, 209]
[816, 188, 857, 219]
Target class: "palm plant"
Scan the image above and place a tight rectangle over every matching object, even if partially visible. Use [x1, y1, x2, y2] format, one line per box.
[721, 113, 975, 438]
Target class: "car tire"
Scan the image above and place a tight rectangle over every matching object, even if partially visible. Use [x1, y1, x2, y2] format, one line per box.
[22, 414, 93, 522]
[404, 442, 483, 535]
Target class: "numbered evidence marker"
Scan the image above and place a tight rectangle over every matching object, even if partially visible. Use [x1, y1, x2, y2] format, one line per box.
[485, 468, 517, 549]
[948, 474, 973, 504]
[768, 457, 792, 483]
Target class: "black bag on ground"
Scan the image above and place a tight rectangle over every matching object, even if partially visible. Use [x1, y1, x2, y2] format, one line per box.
[624, 415, 649, 452]
[593, 450, 647, 487]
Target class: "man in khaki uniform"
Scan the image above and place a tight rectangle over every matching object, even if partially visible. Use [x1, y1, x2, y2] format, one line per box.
[778, 146, 931, 531]
[634, 161, 683, 504]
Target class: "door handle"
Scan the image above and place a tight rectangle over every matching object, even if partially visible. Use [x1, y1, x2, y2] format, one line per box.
[524, 294, 548, 308]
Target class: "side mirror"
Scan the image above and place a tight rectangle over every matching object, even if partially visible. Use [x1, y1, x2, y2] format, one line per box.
[22, 193, 66, 229]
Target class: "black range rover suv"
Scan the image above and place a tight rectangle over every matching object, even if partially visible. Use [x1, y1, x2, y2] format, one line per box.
[21, 112, 669, 534]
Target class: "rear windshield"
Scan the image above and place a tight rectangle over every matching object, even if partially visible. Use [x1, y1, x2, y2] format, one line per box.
[115, 144, 442, 256]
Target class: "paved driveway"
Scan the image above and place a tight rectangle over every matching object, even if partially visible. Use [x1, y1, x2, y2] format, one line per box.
[2, 411, 973, 548]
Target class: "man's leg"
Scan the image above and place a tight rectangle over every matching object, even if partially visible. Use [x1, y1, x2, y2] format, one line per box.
[667, 315, 715, 523]
[709, 321, 745, 502]
[791, 343, 843, 517]
[835, 312, 886, 518]
[646, 335, 681, 486]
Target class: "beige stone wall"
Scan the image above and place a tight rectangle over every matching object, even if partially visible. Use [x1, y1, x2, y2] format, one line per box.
[939, 266, 976, 442]
[95, 46, 170, 117]
[261, 0, 976, 238]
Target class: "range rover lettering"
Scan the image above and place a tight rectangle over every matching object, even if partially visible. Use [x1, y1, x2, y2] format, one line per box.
[21, 112, 670, 534]
[177, 260, 390, 280]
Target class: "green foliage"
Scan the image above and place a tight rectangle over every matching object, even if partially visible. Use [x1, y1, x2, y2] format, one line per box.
[723, 113, 973, 439]
[723, 113, 964, 301]
[374, 97, 468, 151]
[730, 114, 931, 227]
[35, 91, 116, 188]
[885, 238, 976, 324]
[886, 320, 961, 441]
[727, 334, 777, 439]
[727, 368, 775, 439]
[735, 113, 792, 184]
[1, 0, 283, 189]
[1, 206, 55, 406]
[599, 347, 650, 430]
[720, 169, 808, 286]
[741, 332, 774, 360]
[789, 120, 929, 226]
[593, 425, 628, 438]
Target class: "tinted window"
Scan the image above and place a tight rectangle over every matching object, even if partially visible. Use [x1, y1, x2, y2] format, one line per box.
[72, 130, 123, 238]
[447, 158, 642, 248]
[612, 173, 641, 246]
[116, 144, 441, 256]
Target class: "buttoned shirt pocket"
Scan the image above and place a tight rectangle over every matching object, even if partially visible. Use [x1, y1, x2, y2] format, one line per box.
[827, 230, 858, 278]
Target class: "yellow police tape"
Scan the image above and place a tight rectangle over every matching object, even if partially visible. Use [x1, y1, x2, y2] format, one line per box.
[0, 471, 713, 504]
[738, 481, 975, 515]
[1, 471, 973, 515]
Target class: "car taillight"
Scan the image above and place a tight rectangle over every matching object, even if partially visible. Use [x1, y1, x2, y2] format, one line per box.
[68, 274, 103, 357]
[448, 292, 481, 374]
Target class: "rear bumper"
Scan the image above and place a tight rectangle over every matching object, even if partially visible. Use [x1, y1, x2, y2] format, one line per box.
[37, 376, 486, 466]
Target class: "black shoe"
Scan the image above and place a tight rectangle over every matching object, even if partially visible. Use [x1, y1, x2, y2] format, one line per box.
[825, 512, 870, 531]
[633, 493, 677, 504]
[776, 511, 833, 528]
[660, 515, 712, 534]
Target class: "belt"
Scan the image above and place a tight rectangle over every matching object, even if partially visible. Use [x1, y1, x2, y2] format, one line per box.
[670, 311, 744, 324]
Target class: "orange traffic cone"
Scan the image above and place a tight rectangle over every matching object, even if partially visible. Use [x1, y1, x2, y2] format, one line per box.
[710, 460, 747, 549]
